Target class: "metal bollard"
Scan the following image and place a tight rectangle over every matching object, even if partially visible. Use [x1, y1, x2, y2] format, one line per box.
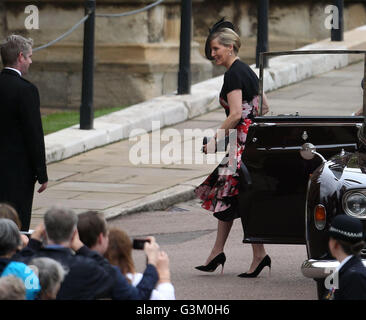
[331, 0, 344, 41]
[256, 0, 269, 69]
[177, 0, 192, 95]
[80, 0, 96, 130]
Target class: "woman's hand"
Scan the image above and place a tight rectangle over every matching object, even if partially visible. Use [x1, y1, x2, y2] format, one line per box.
[156, 251, 171, 284]
[19, 234, 29, 250]
[261, 93, 270, 115]
[354, 108, 363, 116]
[31, 222, 46, 241]
[203, 137, 217, 154]
[71, 229, 84, 252]
[144, 236, 160, 267]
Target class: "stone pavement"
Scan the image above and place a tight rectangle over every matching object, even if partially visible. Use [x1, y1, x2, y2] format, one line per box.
[31, 110, 225, 228]
[30, 60, 365, 229]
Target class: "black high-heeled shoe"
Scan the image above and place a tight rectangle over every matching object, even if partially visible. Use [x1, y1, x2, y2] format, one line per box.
[237, 255, 271, 278]
[195, 252, 226, 274]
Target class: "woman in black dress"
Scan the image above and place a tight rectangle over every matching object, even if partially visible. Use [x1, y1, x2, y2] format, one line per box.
[195, 19, 271, 277]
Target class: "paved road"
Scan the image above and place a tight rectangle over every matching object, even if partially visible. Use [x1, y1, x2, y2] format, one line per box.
[267, 61, 363, 116]
[108, 198, 316, 300]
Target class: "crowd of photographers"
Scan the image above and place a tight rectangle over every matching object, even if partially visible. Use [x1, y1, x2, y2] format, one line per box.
[0, 203, 175, 300]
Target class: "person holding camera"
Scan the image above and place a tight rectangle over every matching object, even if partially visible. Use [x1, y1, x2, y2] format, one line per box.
[14, 207, 160, 300]
[104, 228, 175, 300]
[325, 214, 366, 300]
[77, 210, 171, 299]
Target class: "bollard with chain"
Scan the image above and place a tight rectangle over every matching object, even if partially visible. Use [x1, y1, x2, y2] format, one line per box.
[80, 0, 95, 130]
[177, 0, 192, 95]
[256, 0, 269, 69]
[331, 0, 344, 41]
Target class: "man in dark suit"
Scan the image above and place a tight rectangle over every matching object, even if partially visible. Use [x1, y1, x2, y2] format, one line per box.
[0, 35, 48, 231]
[14, 206, 160, 300]
[326, 214, 366, 300]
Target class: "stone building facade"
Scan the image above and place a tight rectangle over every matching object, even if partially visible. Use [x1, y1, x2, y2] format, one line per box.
[1, 0, 366, 110]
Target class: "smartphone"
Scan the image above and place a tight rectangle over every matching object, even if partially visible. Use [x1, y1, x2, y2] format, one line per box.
[132, 238, 150, 250]
[20, 230, 33, 239]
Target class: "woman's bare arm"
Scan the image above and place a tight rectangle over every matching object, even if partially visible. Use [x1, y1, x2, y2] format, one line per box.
[219, 89, 242, 134]
[203, 90, 242, 154]
[261, 93, 269, 115]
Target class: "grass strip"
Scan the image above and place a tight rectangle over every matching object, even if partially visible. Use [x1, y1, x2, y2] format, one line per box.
[42, 106, 125, 135]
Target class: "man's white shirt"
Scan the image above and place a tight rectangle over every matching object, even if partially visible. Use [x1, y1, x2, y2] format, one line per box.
[4, 67, 21, 76]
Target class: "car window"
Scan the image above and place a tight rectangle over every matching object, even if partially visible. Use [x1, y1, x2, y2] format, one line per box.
[259, 53, 365, 117]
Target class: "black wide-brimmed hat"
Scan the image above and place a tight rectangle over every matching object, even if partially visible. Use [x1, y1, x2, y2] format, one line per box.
[328, 215, 364, 243]
[205, 18, 235, 61]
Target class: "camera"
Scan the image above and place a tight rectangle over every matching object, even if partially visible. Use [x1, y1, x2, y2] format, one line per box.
[20, 230, 33, 239]
[132, 238, 150, 250]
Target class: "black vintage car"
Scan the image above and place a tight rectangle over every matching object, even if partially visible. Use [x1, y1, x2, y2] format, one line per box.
[237, 50, 366, 299]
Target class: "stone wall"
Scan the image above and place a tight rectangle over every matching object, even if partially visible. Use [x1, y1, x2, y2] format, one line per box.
[1, 0, 366, 110]
[1, 0, 212, 110]
[193, 0, 366, 75]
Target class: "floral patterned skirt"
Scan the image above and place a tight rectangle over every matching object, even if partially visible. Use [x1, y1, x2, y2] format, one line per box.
[195, 118, 252, 221]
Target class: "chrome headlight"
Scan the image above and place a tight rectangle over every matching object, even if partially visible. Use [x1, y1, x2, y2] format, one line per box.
[343, 191, 366, 219]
